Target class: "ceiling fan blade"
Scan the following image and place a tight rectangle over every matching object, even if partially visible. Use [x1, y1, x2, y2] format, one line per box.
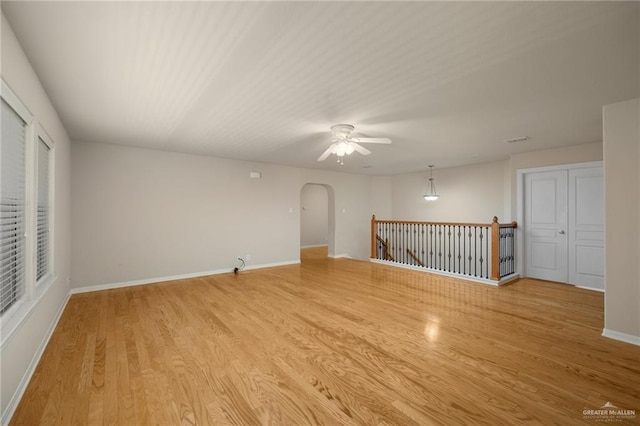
[351, 137, 392, 144]
[317, 145, 334, 161]
[351, 142, 371, 155]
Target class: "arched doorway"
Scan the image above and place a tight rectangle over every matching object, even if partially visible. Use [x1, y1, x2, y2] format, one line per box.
[300, 183, 335, 259]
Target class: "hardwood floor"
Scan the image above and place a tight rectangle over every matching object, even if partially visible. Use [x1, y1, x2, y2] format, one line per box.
[10, 247, 640, 425]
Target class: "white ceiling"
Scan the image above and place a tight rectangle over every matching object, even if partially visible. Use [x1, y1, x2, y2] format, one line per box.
[2, 1, 638, 175]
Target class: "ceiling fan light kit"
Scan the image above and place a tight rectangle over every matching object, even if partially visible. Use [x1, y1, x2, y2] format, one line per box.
[317, 124, 391, 165]
[423, 165, 439, 201]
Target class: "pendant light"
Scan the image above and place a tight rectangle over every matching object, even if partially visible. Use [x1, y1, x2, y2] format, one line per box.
[423, 165, 439, 201]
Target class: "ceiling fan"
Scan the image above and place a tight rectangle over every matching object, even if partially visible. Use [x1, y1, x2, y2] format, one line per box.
[317, 124, 391, 165]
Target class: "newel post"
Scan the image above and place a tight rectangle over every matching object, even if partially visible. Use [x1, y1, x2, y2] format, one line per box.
[491, 216, 500, 281]
[371, 215, 376, 259]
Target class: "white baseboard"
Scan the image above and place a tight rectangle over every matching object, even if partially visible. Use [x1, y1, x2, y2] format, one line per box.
[2, 291, 71, 426]
[575, 285, 605, 293]
[244, 260, 300, 271]
[369, 258, 518, 287]
[300, 244, 328, 249]
[602, 329, 640, 346]
[70, 260, 301, 294]
[498, 274, 521, 285]
[328, 253, 352, 259]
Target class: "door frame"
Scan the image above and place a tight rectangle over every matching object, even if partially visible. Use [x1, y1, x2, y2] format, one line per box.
[516, 161, 603, 282]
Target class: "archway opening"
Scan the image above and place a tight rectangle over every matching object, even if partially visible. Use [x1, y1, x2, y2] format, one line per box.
[300, 183, 335, 261]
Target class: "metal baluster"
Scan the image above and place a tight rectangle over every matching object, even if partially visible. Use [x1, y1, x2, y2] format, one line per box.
[376, 222, 380, 259]
[506, 229, 510, 276]
[397, 223, 400, 263]
[400, 223, 404, 263]
[429, 225, 432, 268]
[462, 226, 466, 275]
[510, 228, 515, 275]
[501, 229, 505, 277]
[447, 225, 451, 272]
[511, 229, 515, 275]
[391, 224, 395, 261]
[399, 223, 401, 262]
[384, 222, 388, 260]
[457, 226, 461, 274]
[436, 225, 440, 270]
[439, 224, 442, 271]
[408, 223, 411, 264]
[411, 224, 415, 265]
[411, 223, 418, 266]
[404, 223, 408, 264]
[406, 224, 410, 264]
[379, 223, 383, 260]
[468, 227, 473, 276]
[385, 222, 389, 260]
[486, 225, 489, 278]
[423, 223, 427, 268]
[432, 224, 435, 268]
[474, 227, 478, 277]
[400, 223, 403, 263]
[395, 222, 398, 262]
[480, 226, 483, 278]
[403, 223, 407, 264]
[394, 223, 398, 262]
[420, 224, 424, 267]
[426, 224, 429, 268]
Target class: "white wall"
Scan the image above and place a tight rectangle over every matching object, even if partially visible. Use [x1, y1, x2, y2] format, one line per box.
[71, 141, 373, 289]
[300, 184, 328, 247]
[371, 175, 392, 219]
[603, 98, 640, 342]
[391, 160, 508, 223]
[0, 14, 72, 421]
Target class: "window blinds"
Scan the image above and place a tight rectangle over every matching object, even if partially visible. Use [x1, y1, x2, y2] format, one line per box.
[1, 99, 27, 314]
[36, 137, 50, 281]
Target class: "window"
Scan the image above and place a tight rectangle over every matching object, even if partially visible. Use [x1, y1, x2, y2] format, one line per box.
[0, 98, 27, 314]
[36, 136, 51, 282]
[0, 79, 54, 325]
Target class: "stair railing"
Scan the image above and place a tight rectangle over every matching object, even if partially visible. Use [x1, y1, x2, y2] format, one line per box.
[371, 215, 517, 283]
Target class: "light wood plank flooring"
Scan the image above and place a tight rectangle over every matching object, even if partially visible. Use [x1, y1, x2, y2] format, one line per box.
[10, 247, 640, 425]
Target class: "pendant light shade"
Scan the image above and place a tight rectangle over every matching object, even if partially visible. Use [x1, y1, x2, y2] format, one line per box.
[423, 165, 439, 201]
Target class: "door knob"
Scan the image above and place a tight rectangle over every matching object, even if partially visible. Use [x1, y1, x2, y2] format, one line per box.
[558, 230, 565, 234]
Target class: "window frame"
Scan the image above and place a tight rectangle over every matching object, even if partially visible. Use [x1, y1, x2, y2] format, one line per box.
[0, 80, 33, 319]
[34, 126, 54, 287]
[0, 79, 56, 347]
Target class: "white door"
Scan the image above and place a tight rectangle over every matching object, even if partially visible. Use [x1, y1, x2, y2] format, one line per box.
[524, 171, 568, 282]
[568, 167, 604, 290]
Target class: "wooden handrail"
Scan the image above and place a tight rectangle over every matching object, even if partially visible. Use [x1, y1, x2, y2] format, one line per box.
[499, 222, 518, 229]
[371, 216, 517, 229]
[372, 218, 499, 227]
